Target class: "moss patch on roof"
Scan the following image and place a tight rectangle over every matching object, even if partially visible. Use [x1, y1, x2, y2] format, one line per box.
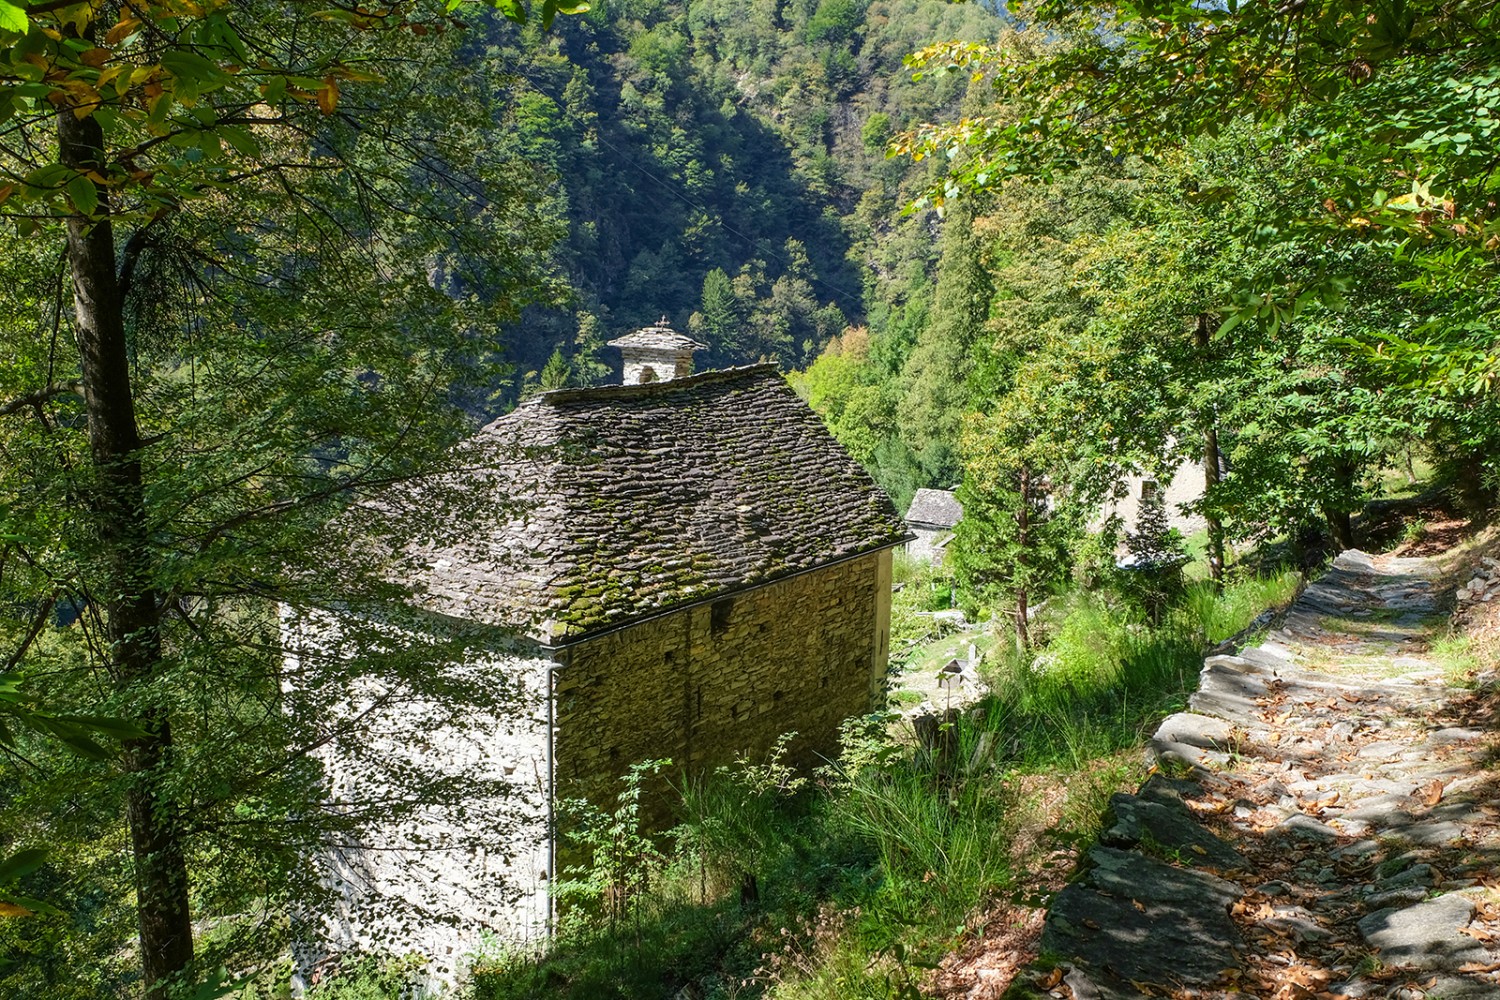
[386, 365, 909, 643]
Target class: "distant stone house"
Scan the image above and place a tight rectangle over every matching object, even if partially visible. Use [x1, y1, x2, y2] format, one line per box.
[285, 338, 910, 983]
[1099, 455, 1210, 542]
[905, 488, 963, 563]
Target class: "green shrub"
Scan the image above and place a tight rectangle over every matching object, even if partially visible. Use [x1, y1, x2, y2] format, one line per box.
[553, 759, 672, 935]
[824, 716, 1013, 939]
[673, 734, 806, 906]
[302, 956, 429, 1000]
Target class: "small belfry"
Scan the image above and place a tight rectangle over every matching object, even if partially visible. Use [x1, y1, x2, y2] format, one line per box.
[607, 316, 706, 384]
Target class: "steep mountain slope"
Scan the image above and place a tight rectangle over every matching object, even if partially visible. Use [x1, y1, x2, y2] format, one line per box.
[474, 0, 1010, 395]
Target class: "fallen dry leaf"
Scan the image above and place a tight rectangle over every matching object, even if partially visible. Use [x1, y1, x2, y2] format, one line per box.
[1038, 966, 1063, 989]
[1459, 924, 1496, 943]
[1418, 778, 1445, 807]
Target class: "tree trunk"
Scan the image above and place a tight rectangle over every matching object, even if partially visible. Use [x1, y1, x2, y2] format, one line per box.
[1015, 467, 1030, 650]
[1194, 316, 1225, 586]
[1203, 424, 1225, 585]
[1324, 506, 1355, 551]
[1453, 453, 1490, 519]
[59, 94, 194, 998]
[1323, 457, 1358, 551]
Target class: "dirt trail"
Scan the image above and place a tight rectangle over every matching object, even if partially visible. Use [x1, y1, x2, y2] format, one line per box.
[1008, 550, 1500, 1000]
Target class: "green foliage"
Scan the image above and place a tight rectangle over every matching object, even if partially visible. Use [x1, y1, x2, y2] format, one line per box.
[825, 737, 1013, 936]
[555, 759, 673, 933]
[805, 0, 865, 46]
[301, 957, 428, 1000]
[484, 0, 1009, 387]
[1183, 571, 1302, 645]
[896, 202, 993, 474]
[904, 2, 1500, 405]
[674, 734, 807, 904]
[860, 113, 893, 154]
[0, 7, 567, 994]
[539, 348, 574, 391]
[1119, 494, 1188, 623]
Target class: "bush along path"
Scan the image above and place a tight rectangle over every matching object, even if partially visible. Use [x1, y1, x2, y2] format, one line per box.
[1014, 551, 1500, 1000]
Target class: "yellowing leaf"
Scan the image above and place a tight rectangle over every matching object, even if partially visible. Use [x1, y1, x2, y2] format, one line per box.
[317, 76, 339, 115]
[105, 16, 142, 46]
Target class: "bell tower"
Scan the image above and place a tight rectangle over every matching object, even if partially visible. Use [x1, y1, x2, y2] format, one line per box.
[607, 318, 705, 385]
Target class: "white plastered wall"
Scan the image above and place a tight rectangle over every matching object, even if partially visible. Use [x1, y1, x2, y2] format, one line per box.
[281, 605, 554, 989]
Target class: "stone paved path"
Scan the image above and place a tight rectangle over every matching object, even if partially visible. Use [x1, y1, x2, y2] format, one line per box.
[1020, 551, 1500, 999]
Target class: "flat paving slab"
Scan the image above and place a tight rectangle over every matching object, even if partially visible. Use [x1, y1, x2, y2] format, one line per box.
[1011, 549, 1500, 999]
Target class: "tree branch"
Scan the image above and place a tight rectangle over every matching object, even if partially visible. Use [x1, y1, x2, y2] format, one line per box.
[0, 382, 84, 419]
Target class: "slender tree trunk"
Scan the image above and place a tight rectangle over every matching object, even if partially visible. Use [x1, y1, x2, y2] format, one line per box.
[1323, 457, 1358, 551]
[59, 90, 194, 997]
[1454, 452, 1490, 519]
[1324, 507, 1355, 551]
[1015, 466, 1030, 650]
[1194, 316, 1225, 586]
[1203, 424, 1225, 584]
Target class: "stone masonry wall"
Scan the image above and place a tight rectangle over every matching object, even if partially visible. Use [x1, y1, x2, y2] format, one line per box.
[552, 549, 894, 799]
[621, 347, 694, 385]
[905, 526, 950, 565]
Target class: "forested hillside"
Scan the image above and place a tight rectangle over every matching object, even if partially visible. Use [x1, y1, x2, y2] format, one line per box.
[477, 0, 1007, 392]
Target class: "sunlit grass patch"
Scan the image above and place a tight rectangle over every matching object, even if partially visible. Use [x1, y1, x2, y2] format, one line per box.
[1182, 570, 1301, 644]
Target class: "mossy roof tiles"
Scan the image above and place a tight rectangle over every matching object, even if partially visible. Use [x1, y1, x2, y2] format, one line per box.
[393, 365, 909, 644]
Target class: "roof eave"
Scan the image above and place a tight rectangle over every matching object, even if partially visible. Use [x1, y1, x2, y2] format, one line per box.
[535, 535, 914, 652]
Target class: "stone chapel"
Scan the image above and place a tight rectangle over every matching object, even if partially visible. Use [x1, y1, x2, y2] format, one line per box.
[286, 324, 910, 983]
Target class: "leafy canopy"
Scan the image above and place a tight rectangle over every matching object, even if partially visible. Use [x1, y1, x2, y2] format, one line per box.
[0, 0, 586, 231]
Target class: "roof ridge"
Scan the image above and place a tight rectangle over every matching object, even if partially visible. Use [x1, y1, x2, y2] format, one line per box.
[537, 363, 780, 406]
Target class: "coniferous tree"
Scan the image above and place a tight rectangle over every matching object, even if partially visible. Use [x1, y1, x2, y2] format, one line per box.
[898, 203, 992, 489]
[697, 267, 742, 361]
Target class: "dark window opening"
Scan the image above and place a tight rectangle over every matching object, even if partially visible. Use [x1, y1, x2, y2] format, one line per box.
[1140, 479, 1159, 501]
[710, 597, 733, 634]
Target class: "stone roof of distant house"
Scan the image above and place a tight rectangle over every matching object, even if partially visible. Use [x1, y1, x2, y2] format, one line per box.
[606, 322, 705, 353]
[906, 488, 963, 530]
[384, 365, 910, 644]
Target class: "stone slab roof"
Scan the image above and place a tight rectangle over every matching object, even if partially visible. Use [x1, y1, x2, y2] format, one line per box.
[906, 488, 963, 530]
[606, 324, 705, 353]
[385, 365, 909, 644]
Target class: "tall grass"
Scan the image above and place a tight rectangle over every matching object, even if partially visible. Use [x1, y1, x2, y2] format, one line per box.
[827, 749, 1014, 935]
[968, 570, 1300, 771]
[1182, 570, 1301, 643]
